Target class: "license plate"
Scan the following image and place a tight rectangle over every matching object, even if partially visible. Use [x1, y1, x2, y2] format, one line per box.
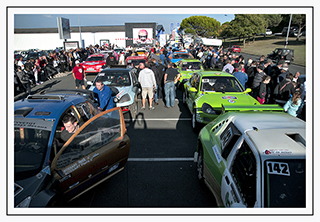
[86, 68, 96, 71]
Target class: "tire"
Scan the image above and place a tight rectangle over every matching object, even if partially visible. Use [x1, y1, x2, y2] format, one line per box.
[197, 148, 204, 183]
[182, 90, 186, 104]
[129, 96, 138, 119]
[192, 108, 200, 132]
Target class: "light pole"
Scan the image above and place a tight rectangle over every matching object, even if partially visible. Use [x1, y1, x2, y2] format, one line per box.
[285, 14, 292, 48]
[78, 15, 83, 48]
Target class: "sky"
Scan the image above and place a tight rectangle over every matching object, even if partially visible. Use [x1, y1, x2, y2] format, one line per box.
[14, 14, 235, 34]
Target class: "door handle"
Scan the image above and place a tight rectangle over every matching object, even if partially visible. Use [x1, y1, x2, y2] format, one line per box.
[117, 141, 127, 149]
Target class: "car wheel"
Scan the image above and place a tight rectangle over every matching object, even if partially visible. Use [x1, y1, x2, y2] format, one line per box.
[130, 96, 138, 119]
[182, 91, 186, 104]
[197, 148, 204, 183]
[192, 108, 200, 132]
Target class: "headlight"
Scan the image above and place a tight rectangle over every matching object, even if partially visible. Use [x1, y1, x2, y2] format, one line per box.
[96, 65, 102, 69]
[82, 65, 86, 68]
[118, 94, 131, 103]
[16, 196, 31, 208]
[113, 97, 119, 103]
[201, 103, 216, 114]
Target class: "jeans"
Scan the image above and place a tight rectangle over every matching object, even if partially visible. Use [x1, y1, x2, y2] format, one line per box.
[154, 85, 158, 103]
[164, 81, 175, 107]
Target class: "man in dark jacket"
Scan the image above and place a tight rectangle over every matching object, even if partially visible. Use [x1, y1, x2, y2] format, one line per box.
[273, 73, 295, 106]
[252, 64, 267, 98]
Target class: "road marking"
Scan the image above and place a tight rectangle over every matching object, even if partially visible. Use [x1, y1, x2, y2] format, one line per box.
[128, 157, 194, 162]
[125, 118, 191, 121]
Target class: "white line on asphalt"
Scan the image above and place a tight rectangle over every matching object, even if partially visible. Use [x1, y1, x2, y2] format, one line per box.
[128, 157, 194, 162]
[125, 118, 191, 121]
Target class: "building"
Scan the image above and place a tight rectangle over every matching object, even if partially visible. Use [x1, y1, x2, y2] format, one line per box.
[14, 23, 157, 51]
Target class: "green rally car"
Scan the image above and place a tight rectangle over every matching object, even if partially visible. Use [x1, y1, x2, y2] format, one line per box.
[194, 106, 305, 208]
[182, 71, 260, 130]
[175, 58, 203, 88]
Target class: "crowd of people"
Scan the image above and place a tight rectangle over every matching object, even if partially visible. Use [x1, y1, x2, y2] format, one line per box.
[14, 41, 306, 119]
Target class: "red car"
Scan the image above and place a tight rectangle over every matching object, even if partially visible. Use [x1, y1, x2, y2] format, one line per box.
[229, 45, 241, 53]
[81, 54, 107, 74]
[126, 56, 147, 67]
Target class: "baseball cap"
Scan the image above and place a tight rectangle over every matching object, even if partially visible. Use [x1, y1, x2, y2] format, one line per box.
[75, 60, 80, 64]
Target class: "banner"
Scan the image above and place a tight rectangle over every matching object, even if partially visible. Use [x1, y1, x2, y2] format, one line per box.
[57, 17, 71, 40]
[132, 28, 153, 44]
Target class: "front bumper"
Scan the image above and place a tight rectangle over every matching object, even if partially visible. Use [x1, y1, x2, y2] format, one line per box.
[195, 111, 219, 125]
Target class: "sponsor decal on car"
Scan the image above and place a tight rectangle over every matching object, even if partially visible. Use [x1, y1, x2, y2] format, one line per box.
[228, 99, 235, 104]
[263, 149, 292, 155]
[222, 96, 237, 100]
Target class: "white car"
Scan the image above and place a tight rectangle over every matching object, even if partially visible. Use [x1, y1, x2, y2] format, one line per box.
[266, 29, 273, 35]
[194, 106, 306, 207]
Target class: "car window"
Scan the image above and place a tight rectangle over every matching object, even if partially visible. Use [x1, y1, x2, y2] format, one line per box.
[56, 109, 122, 169]
[95, 70, 131, 87]
[230, 140, 257, 207]
[201, 76, 243, 92]
[86, 56, 104, 62]
[75, 102, 94, 122]
[14, 118, 54, 179]
[219, 122, 241, 159]
[181, 62, 201, 71]
[264, 159, 305, 207]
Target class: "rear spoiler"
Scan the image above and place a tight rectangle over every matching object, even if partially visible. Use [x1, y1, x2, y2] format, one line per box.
[109, 65, 127, 68]
[221, 104, 284, 114]
[39, 88, 95, 101]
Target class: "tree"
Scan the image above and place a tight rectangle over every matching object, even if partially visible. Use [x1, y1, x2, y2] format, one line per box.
[262, 14, 282, 36]
[180, 15, 220, 38]
[291, 14, 306, 40]
[226, 14, 266, 47]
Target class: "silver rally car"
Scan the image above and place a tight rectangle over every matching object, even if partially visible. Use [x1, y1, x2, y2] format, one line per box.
[87, 67, 141, 118]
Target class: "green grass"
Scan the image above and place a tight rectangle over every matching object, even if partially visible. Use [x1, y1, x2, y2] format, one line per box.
[221, 35, 306, 66]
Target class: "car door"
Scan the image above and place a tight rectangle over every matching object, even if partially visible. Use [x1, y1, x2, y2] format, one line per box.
[221, 139, 258, 208]
[51, 107, 130, 200]
[186, 73, 199, 111]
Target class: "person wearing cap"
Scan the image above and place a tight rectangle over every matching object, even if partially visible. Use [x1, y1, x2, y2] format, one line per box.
[72, 60, 86, 90]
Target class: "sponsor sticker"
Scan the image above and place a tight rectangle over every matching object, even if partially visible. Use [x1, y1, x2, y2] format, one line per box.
[212, 145, 222, 163]
[263, 149, 292, 155]
[228, 99, 235, 103]
[222, 96, 237, 100]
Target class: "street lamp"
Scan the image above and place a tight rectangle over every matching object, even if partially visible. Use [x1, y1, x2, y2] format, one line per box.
[285, 14, 292, 48]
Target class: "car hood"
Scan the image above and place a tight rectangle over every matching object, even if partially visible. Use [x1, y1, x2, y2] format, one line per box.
[14, 169, 50, 207]
[82, 61, 105, 66]
[195, 92, 258, 107]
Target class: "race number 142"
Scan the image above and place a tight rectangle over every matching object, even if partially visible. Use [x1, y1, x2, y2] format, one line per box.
[266, 161, 290, 176]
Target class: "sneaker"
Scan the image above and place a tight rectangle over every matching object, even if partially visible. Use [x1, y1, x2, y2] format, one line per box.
[141, 107, 145, 110]
[155, 102, 159, 105]
[149, 107, 155, 110]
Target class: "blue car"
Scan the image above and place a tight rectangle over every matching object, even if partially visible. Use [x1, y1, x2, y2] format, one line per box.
[14, 89, 130, 207]
[168, 51, 193, 63]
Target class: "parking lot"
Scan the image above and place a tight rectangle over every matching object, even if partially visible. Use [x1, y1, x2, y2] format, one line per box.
[14, 71, 218, 208]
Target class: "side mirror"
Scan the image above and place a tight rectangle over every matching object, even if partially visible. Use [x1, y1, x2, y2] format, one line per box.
[189, 87, 197, 93]
[244, 88, 252, 94]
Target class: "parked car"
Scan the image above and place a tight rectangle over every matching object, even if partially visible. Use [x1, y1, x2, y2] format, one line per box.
[81, 54, 107, 74]
[135, 48, 149, 57]
[14, 89, 130, 207]
[175, 58, 204, 88]
[266, 29, 273, 35]
[228, 45, 241, 53]
[125, 56, 148, 68]
[168, 51, 193, 63]
[182, 71, 260, 131]
[267, 48, 294, 64]
[194, 107, 305, 207]
[86, 68, 140, 118]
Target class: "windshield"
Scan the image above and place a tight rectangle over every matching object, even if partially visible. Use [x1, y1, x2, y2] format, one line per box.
[181, 62, 202, 71]
[14, 118, 54, 179]
[201, 76, 243, 92]
[94, 70, 131, 87]
[264, 159, 305, 207]
[127, 59, 146, 66]
[173, 53, 192, 59]
[86, 56, 104, 62]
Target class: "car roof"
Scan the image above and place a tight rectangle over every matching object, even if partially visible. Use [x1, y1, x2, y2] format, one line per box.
[14, 93, 88, 120]
[179, 58, 201, 62]
[100, 67, 131, 72]
[225, 111, 306, 157]
[88, 54, 105, 57]
[197, 70, 233, 77]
